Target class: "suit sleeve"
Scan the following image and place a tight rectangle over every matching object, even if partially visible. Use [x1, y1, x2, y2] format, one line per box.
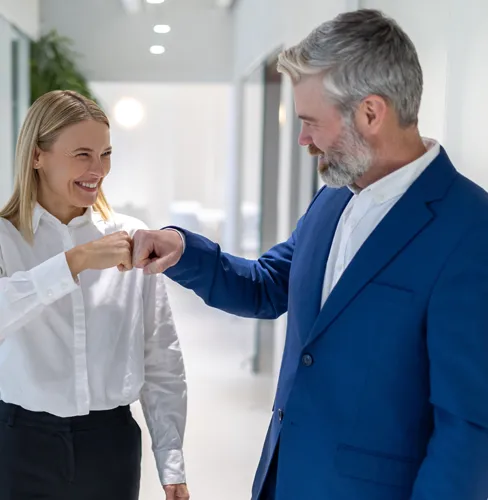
[164, 216, 305, 320]
[411, 222, 488, 499]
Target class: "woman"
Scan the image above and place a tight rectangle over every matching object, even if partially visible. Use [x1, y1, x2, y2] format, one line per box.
[0, 90, 190, 500]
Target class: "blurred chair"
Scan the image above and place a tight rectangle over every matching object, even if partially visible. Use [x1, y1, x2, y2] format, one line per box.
[169, 201, 202, 234]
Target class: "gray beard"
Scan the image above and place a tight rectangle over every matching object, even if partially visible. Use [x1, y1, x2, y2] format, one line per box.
[319, 160, 368, 188]
[317, 124, 373, 188]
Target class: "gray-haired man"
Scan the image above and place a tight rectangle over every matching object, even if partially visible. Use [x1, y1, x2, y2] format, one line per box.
[133, 9, 488, 500]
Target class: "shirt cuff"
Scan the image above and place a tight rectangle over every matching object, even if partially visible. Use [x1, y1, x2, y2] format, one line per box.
[164, 228, 186, 253]
[154, 448, 186, 485]
[29, 252, 79, 305]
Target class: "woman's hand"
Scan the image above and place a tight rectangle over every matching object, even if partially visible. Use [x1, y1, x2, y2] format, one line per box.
[66, 231, 133, 277]
[163, 483, 190, 500]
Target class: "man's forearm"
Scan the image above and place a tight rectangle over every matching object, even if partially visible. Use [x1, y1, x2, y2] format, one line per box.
[164, 228, 293, 320]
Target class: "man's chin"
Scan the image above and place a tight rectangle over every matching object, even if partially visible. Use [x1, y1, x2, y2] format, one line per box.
[317, 161, 328, 175]
[318, 166, 356, 188]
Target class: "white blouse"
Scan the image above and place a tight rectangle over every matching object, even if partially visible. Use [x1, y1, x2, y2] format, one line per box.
[0, 204, 187, 485]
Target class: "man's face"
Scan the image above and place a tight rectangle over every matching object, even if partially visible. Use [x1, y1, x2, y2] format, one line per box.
[293, 75, 373, 188]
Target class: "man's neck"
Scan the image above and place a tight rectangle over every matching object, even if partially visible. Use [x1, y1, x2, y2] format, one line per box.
[356, 133, 427, 189]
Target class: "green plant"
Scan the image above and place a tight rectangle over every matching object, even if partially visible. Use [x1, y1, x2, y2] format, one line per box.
[30, 30, 98, 104]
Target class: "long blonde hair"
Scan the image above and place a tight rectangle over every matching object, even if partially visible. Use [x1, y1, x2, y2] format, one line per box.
[0, 90, 112, 242]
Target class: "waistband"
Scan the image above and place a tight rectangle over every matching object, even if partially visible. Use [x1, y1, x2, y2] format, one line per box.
[0, 401, 132, 432]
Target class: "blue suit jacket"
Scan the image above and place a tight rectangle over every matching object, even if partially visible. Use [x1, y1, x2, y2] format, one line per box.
[166, 149, 488, 499]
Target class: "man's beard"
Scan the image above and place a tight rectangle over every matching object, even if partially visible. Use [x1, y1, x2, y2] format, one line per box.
[309, 122, 373, 188]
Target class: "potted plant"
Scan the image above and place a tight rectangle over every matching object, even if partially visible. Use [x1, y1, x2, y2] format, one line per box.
[30, 30, 98, 104]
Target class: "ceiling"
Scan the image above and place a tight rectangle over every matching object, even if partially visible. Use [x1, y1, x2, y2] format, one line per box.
[40, 0, 235, 82]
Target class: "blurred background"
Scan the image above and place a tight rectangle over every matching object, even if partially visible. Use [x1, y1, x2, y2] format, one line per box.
[0, 0, 487, 498]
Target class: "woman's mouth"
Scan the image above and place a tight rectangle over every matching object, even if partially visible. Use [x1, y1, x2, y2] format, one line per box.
[75, 181, 99, 193]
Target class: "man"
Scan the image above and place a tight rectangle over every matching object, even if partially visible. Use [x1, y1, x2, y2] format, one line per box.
[132, 9, 488, 500]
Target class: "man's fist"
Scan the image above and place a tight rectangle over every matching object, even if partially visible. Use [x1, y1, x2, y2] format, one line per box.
[132, 229, 184, 275]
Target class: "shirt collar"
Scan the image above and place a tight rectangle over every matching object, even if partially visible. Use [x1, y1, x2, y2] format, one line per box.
[32, 203, 104, 234]
[349, 138, 441, 204]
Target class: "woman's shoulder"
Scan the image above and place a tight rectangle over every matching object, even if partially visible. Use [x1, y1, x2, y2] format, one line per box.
[0, 217, 18, 237]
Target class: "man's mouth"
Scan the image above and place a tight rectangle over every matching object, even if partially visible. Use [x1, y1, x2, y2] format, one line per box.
[308, 144, 324, 157]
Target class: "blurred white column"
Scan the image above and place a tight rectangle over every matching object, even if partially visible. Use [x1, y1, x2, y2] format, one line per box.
[222, 80, 244, 253]
[272, 78, 296, 387]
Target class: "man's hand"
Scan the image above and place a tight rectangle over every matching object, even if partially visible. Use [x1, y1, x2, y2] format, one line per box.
[163, 483, 190, 500]
[132, 229, 184, 275]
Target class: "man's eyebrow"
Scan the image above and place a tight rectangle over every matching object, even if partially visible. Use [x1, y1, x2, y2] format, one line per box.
[298, 115, 317, 122]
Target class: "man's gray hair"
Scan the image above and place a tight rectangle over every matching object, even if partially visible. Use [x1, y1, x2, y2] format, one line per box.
[277, 9, 423, 127]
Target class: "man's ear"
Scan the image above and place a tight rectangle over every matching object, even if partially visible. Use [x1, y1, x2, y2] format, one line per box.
[355, 95, 388, 137]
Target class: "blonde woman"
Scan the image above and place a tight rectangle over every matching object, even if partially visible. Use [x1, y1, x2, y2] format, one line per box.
[0, 90, 189, 500]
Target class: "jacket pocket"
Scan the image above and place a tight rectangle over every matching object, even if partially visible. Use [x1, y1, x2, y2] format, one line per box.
[334, 444, 420, 489]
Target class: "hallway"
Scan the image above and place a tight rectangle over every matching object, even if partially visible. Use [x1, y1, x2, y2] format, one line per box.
[132, 280, 274, 500]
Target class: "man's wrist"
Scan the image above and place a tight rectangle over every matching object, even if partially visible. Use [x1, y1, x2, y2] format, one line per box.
[163, 227, 186, 253]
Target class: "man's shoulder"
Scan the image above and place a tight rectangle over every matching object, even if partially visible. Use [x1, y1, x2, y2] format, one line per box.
[452, 171, 488, 203]
[445, 172, 488, 223]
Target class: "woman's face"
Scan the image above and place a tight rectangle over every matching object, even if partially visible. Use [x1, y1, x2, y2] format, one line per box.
[36, 120, 112, 211]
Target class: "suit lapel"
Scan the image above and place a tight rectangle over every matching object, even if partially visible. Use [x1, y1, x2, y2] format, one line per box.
[305, 148, 458, 346]
[292, 187, 352, 341]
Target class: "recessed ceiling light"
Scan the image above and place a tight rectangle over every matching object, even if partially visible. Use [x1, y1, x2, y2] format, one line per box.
[146, 0, 164, 4]
[150, 45, 165, 55]
[154, 24, 171, 34]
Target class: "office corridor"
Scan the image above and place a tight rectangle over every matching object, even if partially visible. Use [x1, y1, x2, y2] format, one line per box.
[132, 280, 273, 500]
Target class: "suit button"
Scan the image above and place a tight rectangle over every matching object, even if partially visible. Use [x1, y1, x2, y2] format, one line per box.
[278, 409, 284, 422]
[301, 353, 314, 367]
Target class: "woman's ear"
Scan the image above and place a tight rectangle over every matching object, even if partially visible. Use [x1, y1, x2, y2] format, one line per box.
[33, 147, 42, 170]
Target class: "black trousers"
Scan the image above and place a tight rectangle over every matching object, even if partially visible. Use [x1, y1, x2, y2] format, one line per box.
[0, 401, 142, 500]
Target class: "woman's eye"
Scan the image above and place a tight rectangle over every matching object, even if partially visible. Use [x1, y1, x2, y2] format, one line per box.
[77, 153, 89, 158]
[102, 151, 112, 157]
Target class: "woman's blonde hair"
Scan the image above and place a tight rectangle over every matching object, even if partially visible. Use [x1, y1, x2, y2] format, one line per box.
[0, 90, 112, 242]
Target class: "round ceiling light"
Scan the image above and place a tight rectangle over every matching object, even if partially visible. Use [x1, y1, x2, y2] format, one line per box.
[154, 24, 171, 34]
[113, 97, 144, 129]
[149, 45, 165, 55]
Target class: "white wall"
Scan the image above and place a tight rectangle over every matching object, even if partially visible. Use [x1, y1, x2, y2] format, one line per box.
[441, 0, 488, 186]
[0, 0, 39, 39]
[91, 82, 231, 232]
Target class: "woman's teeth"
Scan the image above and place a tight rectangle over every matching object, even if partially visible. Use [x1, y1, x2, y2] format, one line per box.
[77, 182, 98, 189]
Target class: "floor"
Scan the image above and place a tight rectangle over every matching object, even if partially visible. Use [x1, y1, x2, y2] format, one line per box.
[132, 280, 274, 500]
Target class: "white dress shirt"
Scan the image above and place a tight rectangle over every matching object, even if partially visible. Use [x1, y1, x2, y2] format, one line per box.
[321, 139, 441, 306]
[0, 205, 187, 486]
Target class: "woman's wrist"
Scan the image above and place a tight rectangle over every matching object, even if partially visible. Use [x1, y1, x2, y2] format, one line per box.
[66, 246, 88, 278]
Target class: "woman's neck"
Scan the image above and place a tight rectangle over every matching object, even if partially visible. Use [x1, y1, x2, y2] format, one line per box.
[37, 192, 85, 225]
